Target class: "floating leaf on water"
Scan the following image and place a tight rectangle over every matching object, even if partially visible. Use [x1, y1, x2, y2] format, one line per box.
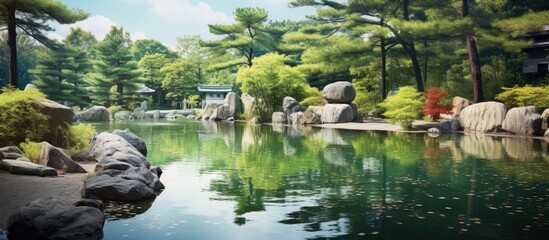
[371, 232, 379, 235]
[358, 233, 366, 236]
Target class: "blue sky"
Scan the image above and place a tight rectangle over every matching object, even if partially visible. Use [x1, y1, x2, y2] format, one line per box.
[51, 0, 316, 49]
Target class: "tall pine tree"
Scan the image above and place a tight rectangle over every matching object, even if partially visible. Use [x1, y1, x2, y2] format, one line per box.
[0, 0, 87, 88]
[87, 26, 142, 108]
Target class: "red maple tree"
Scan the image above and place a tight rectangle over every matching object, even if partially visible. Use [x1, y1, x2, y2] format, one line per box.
[421, 87, 453, 121]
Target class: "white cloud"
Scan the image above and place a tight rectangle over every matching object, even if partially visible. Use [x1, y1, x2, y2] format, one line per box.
[51, 15, 148, 43]
[130, 31, 147, 41]
[136, 0, 231, 25]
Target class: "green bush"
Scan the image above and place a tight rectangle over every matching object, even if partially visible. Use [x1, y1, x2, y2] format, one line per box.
[300, 86, 325, 107]
[19, 140, 42, 163]
[0, 87, 50, 146]
[495, 85, 549, 111]
[107, 105, 124, 118]
[378, 86, 423, 129]
[67, 124, 96, 152]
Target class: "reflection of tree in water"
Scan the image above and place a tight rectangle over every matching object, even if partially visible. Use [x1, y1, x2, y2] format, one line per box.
[97, 120, 548, 238]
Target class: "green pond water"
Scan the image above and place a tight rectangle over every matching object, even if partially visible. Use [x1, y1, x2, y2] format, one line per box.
[93, 119, 548, 240]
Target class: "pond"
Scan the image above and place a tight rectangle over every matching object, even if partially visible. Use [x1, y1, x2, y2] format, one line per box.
[93, 119, 549, 240]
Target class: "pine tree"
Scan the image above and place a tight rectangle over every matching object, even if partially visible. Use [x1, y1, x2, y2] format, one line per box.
[0, 0, 87, 88]
[201, 7, 276, 68]
[87, 26, 142, 108]
[30, 48, 70, 103]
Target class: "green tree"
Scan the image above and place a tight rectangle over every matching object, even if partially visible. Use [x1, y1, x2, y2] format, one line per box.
[0, 0, 87, 88]
[64, 27, 97, 59]
[131, 39, 177, 61]
[379, 86, 423, 129]
[30, 46, 73, 104]
[237, 53, 309, 119]
[87, 26, 142, 108]
[161, 60, 202, 103]
[202, 7, 276, 68]
[0, 33, 39, 88]
[138, 53, 173, 106]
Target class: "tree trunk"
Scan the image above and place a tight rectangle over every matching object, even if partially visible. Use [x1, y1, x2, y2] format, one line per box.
[380, 37, 387, 100]
[402, 0, 424, 92]
[423, 40, 428, 85]
[462, 0, 483, 103]
[7, 7, 18, 88]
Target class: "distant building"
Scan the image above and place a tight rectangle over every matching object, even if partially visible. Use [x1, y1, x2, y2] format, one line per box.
[522, 25, 549, 75]
[197, 84, 232, 106]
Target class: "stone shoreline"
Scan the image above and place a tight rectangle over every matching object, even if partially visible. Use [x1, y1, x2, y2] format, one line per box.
[0, 163, 96, 231]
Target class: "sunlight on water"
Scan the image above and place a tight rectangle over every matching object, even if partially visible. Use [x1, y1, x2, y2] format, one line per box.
[93, 119, 549, 240]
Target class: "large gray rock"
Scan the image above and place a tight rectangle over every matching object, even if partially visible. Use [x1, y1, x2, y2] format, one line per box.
[241, 93, 256, 116]
[0, 146, 23, 159]
[290, 112, 304, 125]
[132, 107, 146, 120]
[35, 99, 74, 146]
[24, 83, 38, 91]
[0, 159, 58, 177]
[283, 96, 303, 124]
[140, 100, 148, 111]
[111, 129, 147, 157]
[459, 102, 507, 132]
[7, 198, 104, 240]
[39, 142, 87, 173]
[436, 119, 462, 132]
[451, 97, 472, 118]
[272, 112, 287, 124]
[302, 106, 322, 125]
[321, 104, 355, 123]
[502, 106, 542, 136]
[83, 167, 162, 202]
[113, 111, 131, 120]
[224, 92, 243, 118]
[541, 109, 549, 130]
[71, 150, 96, 162]
[89, 132, 149, 168]
[210, 105, 232, 121]
[323, 81, 356, 104]
[75, 106, 110, 122]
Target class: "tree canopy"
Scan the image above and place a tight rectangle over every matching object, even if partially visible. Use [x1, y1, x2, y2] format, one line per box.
[0, 0, 88, 88]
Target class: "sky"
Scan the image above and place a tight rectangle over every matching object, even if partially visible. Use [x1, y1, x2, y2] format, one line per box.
[50, 0, 317, 49]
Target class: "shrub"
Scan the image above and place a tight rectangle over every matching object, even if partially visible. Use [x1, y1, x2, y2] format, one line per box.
[300, 86, 325, 107]
[0, 87, 50, 146]
[379, 86, 423, 129]
[67, 124, 96, 151]
[19, 140, 42, 163]
[495, 85, 549, 111]
[107, 105, 124, 118]
[237, 53, 309, 120]
[421, 87, 453, 121]
[187, 95, 200, 109]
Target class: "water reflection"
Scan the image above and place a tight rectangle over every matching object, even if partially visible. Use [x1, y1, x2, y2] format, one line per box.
[93, 120, 549, 240]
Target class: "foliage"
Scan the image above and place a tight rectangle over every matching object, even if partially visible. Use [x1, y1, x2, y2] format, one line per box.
[131, 39, 178, 61]
[0, 87, 50, 146]
[237, 53, 309, 119]
[19, 140, 42, 163]
[186, 95, 200, 108]
[421, 87, 453, 121]
[107, 105, 124, 118]
[138, 54, 174, 106]
[0, 0, 88, 87]
[495, 85, 549, 110]
[161, 60, 202, 101]
[379, 86, 423, 129]
[202, 7, 277, 68]
[299, 86, 325, 107]
[67, 124, 96, 151]
[87, 26, 142, 108]
[0, 33, 39, 88]
[30, 44, 90, 106]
